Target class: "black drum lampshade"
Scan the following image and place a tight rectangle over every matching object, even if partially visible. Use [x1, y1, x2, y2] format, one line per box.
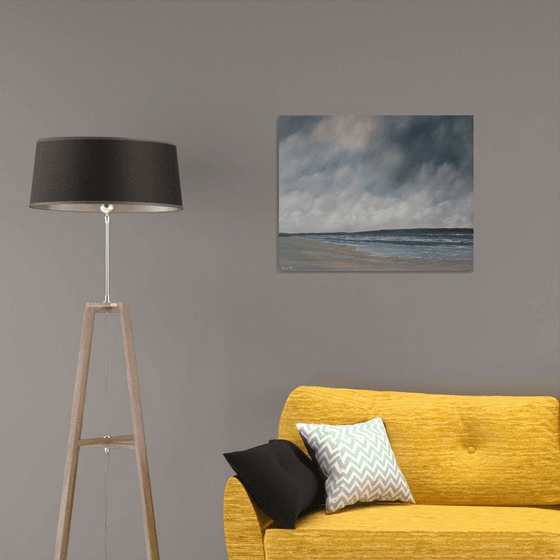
[30, 137, 182, 212]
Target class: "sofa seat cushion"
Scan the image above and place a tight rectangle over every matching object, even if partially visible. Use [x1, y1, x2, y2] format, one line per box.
[264, 503, 560, 560]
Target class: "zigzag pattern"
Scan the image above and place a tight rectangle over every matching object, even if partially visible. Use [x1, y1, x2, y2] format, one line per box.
[297, 418, 414, 513]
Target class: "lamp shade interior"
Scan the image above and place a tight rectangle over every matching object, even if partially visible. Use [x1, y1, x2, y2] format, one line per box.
[30, 137, 182, 212]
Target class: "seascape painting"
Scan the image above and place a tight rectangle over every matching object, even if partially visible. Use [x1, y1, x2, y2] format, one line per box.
[278, 116, 473, 272]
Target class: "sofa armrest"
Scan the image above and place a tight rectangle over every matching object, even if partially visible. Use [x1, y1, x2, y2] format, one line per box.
[223, 475, 275, 560]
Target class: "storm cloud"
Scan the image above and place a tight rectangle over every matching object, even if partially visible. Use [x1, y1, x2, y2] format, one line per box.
[279, 115, 473, 233]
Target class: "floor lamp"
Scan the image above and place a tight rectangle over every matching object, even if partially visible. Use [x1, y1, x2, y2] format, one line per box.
[30, 137, 183, 560]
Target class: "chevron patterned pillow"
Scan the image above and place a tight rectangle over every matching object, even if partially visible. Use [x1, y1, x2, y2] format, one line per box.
[296, 418, 414, 513]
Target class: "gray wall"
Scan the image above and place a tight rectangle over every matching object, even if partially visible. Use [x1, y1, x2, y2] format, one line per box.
[1, 1, 558, 559]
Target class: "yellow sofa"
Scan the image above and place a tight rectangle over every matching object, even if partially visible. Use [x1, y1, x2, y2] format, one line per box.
[224, 386, 560, 559]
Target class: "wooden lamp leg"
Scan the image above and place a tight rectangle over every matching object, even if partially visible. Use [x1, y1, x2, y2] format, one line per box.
[54, 305, 95, 560]
[54, 302, 159, 560]
[120, 302, 159, 560]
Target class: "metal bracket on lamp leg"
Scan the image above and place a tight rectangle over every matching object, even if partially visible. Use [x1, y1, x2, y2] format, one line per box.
[53, 302, 160, 560]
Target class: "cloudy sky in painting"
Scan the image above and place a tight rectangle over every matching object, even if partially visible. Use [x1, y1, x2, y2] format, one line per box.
[279, 116, 473, 233]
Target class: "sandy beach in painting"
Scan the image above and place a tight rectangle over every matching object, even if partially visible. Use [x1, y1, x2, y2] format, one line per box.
[278, 237, 473, 272]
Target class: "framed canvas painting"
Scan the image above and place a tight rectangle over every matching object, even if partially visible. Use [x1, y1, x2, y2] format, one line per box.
[278, 116, 473, 272]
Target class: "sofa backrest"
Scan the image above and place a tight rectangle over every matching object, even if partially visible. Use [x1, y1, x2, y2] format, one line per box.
[278, 386, 560, 506]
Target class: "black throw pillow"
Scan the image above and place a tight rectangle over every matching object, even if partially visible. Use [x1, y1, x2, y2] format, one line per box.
[224, 439, 324, 529]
